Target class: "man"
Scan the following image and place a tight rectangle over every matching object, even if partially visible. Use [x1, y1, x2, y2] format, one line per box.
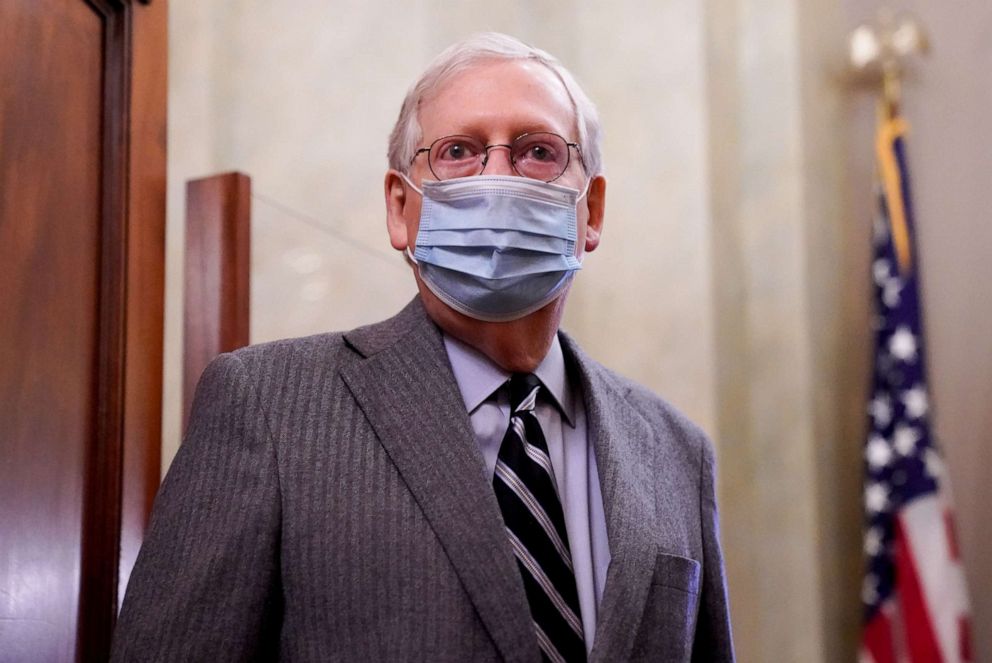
[113, 33, 734, 662]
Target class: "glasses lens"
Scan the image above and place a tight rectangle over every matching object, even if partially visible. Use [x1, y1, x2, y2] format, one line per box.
[429, 135, 485, 180]
[511, 133, 569, 181]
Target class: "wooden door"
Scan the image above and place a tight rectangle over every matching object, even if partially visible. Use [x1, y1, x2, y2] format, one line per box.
[0, 1, 167, 660]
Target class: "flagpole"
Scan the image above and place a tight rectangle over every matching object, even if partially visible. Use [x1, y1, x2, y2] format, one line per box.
[881, 62, 900, 120]
[847, 10, 929, 275]
[846, 13, 974, 663]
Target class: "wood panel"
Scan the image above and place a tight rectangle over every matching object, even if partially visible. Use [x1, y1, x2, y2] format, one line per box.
[183, 172, 252, 430]
[0, 2, 103, 659]
[0, 0, 166, 660]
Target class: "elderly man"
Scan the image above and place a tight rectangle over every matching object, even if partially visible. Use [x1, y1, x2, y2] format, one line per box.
[112, 33, 733, 662]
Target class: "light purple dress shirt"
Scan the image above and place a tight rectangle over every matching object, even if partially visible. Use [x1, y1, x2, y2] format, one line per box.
[442, 333, 611, 652]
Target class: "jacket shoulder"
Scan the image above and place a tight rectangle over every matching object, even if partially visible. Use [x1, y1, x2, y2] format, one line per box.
[227, 331, 349, 374]
[623, 375, 710, 449]
[561, 332, 715, 464]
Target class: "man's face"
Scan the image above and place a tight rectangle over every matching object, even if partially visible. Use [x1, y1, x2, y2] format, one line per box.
[384, 58, 606, 365]
[386, 58, 605, 262]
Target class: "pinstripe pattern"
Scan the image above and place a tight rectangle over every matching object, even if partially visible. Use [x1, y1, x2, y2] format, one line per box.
[494, 374, 586, 662]
[111, 298, 735, 663]
[112, 310, 505, 662]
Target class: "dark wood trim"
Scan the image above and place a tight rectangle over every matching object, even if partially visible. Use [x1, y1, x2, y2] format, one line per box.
[85, 0, 126, 13]
[118, 0, 167, 619]
[75, 0, 167, 659]
[183, 173, 252, 430]
[77, 2, 130, 660]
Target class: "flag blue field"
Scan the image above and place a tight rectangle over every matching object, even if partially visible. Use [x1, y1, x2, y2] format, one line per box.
[859, 116, 972, 663]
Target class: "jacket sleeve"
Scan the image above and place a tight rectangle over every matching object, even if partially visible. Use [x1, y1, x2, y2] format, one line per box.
[111, 353, 282, 662]
[692, 442, 735, 662]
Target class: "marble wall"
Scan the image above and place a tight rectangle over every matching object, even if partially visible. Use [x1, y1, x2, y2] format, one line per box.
[165, 0, 719, 493]
[165, 0, 990, 659]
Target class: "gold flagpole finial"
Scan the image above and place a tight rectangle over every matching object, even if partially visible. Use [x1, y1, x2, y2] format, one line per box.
[847, 10, 929, 275]
[848, 10, 929, 118]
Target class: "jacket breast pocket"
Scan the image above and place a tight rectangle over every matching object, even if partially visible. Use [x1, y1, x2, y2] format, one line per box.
[629, 553, 701, 663]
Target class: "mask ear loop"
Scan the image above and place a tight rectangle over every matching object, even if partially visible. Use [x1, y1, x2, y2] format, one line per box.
[576, 177, 594, 265]
[577, 177, 591, 202]
[399, 172, 424, 196]
[396, 172, 424, 264]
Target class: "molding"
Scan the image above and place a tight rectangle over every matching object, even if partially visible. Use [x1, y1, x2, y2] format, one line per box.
[78, 1, 132, 658]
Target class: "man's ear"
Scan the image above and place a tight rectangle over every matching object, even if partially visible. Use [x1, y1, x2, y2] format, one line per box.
[384, 169, 409, 250]
[583, 175, 606, 253]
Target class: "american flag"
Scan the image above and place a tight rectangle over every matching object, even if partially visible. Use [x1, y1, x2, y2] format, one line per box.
[859, 115, 972, 663]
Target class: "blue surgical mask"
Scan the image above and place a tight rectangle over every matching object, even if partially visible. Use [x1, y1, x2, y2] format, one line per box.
[401, 174, 588, 322]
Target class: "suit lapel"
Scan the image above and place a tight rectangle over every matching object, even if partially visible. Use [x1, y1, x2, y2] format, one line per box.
[339, 303, 661, 661]
[561, 333, 661, 663]
[340, 300, 539, 663]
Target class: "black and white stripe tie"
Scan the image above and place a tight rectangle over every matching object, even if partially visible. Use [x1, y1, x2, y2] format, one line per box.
[493, 373, 586, 663]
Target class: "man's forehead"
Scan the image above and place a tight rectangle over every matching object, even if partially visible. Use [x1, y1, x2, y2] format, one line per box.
[417, 59, 577, 138]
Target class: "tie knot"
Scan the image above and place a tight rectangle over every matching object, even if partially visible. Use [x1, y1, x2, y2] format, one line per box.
[507, 373, 541, 413]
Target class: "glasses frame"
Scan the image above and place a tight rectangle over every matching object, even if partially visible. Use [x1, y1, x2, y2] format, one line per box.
[410, 131, 585, 183]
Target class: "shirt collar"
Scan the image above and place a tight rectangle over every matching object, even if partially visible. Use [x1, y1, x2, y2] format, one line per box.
[442, 333, 576, 426]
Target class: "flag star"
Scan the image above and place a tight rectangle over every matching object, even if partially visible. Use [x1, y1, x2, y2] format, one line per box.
[893, 424, 921, 456]
[882, 278, 903, 308]
[865, 482, 889, 513]
[888, 326, 918, 363]
[864, 527, 883, 556]
[868, 394, 892, 428]
[862, 573, 879, 604]
[873, 259, 892, 286]
[924, 449, 943, 479]
[866, 434, 893, 469]
[901, 385, 929, 419]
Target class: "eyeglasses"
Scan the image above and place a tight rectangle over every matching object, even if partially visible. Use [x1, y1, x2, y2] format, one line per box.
[410, 132, 583, 183]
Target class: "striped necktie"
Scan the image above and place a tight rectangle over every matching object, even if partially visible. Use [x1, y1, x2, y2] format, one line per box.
[493, 373, 586, 663]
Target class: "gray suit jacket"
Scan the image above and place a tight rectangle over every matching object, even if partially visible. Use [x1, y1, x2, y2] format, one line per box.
[112, 298, 734, 662]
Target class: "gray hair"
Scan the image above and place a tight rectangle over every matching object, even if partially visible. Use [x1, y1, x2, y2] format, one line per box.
[387, 32, 603, 177]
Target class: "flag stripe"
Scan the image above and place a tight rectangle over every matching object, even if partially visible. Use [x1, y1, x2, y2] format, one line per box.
[944, 511, 960, 562]
[894, 516, 942, 662]
[958, 618, 972, 662]
[900, 498, 971, 663]
[860, 112, 971, 662]
[862, 609, 896, 663]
